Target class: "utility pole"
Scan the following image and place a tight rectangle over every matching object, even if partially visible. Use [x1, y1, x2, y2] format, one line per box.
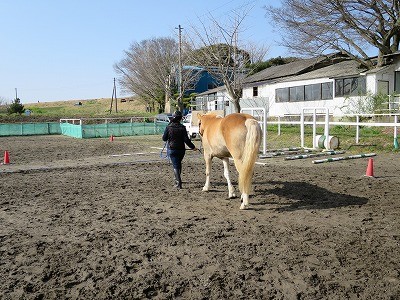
[176, 24, 183, 112]
[109, 78, 118, 114]
[15, 88, 18, 100]
[114, 78, 118, 113]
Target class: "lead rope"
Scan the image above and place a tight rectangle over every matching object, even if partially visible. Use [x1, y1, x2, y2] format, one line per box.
[160, 141, 170, 161]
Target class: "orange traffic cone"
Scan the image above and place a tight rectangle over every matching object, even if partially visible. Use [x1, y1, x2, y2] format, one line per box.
[365, 158, 374, 177]
[110, 135, 114, 142]
[3, 151, 10, 164]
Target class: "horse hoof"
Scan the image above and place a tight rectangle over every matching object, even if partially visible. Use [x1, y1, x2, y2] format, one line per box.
[240, 203, 248, 210]
[202, 187, 209, 192]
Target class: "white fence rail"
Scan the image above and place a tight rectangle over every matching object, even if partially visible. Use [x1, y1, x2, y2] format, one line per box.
[269, 113, 399, 146]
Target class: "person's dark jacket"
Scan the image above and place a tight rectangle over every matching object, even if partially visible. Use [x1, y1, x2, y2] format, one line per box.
[162, 122, 196, 150]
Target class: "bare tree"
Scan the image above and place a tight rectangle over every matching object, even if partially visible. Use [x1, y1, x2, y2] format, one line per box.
[0, 96, 8, 106]
[114, 37, 179, 112]
[114, 37, 202, 113]
[266, 0, 400, 68]
[186, 5, 268, 113]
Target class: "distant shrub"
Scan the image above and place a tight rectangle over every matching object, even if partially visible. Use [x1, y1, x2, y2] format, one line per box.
[7, 98, 25, 115]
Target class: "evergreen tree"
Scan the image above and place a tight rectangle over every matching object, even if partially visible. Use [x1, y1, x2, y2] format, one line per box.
[7, 98, 25, 115]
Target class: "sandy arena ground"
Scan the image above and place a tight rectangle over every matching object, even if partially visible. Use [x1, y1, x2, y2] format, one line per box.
[1, 135, 399, 299]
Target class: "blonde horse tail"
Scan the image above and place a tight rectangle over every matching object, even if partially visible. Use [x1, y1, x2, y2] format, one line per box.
[238, 119, 262, 194]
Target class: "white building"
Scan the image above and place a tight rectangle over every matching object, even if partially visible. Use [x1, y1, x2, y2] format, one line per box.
[194, 53, 400, 117]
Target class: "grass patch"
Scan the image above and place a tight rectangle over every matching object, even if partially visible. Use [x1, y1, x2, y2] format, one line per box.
[0, 97, 154, 120]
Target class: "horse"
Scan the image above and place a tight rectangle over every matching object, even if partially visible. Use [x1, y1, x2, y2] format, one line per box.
[197, 112, 262, 209]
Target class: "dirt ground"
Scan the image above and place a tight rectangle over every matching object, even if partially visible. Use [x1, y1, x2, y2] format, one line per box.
[1, 135, 399, 299]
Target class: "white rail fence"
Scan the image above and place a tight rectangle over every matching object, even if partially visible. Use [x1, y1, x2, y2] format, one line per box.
[269, 113, 399, 148]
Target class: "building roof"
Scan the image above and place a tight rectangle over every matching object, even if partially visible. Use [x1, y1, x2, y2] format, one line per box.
[243, 54, 349, 85]
[276, 59, 367, 83]
[195, 53, 395, 96]
[196, 85, 226, 96]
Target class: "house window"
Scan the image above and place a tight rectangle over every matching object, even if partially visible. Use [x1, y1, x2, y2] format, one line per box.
[276, 82, 333, 102]
[321, 82, 333, 99]
[377, 80, 389, 95]
[335, 76, 366, 97]
[276, 87, 289, 102]
[253, 86, 258, 97]
[305, 84, 321, 101]
[289, 86, 304, 102]
[395, 71, 400, 94]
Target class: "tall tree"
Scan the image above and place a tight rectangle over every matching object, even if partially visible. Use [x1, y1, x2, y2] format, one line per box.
[114, 37, 180, 112]
[114, 37, 200, 112]
[186, 6, 268, 113]
[266, 0, 400, 68]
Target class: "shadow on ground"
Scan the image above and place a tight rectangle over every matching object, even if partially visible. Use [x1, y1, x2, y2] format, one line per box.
[254, 180, 368, 211]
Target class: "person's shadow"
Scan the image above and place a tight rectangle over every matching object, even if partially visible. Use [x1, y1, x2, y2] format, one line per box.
[253, 180, 368, 211]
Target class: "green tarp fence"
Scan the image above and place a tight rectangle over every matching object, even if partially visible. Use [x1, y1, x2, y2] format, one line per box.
[0, 121, 168, 138]
[0, 122, 61, 136]
[60, 122, 168, 138]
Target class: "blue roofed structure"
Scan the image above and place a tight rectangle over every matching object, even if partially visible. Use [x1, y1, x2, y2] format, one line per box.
[182, 66, 223, 95]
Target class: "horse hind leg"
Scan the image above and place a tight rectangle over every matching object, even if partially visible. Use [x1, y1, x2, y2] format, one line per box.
[222, 158, 236, 198]
[240, 193, 250, 210]
[239, 168, 252, 210]
[202, 155, 212, 192]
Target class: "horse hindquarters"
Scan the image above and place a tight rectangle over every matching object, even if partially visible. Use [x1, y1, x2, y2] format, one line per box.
[238, 119, 261, 209]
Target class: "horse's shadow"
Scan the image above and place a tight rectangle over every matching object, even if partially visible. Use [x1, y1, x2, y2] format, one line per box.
[253, 180, 368, 212]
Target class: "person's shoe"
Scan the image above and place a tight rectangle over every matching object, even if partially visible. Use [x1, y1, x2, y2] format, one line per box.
[173, 168, 182, 189]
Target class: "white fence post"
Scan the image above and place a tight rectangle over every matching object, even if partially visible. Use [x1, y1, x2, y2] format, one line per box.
[278, 116, 281, 136]
[395, 115, 398, 148]
[356, 115, 359, 144]
[301, 107, 329, 149]
[241, 107, 267, 155]
[324, 108, 330, 142]
[300, 110, 305, 148]
[312, 108, 317, 148]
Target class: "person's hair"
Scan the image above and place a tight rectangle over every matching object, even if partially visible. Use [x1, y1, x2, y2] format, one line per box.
[172, 111, 182, 122]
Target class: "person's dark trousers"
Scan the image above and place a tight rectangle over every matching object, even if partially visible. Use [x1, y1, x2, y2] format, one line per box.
[168, 149, 185, 189]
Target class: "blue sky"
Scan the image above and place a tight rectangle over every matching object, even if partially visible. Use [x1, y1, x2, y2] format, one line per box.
[0, 0, 287, 103]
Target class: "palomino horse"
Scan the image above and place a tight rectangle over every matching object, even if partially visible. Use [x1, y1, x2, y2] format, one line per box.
[197, 113, 262, 209]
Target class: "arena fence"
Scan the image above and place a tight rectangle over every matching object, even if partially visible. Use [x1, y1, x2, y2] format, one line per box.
[60, 117, 167, 138]
[0, 117, 168, 138]
[0, 122, 61, 136]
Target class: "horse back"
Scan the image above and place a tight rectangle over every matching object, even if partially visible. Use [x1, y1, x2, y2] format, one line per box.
[202, 113, 257, 159]
[201, 115, 230, 158]
[221, 113, 256, 159]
